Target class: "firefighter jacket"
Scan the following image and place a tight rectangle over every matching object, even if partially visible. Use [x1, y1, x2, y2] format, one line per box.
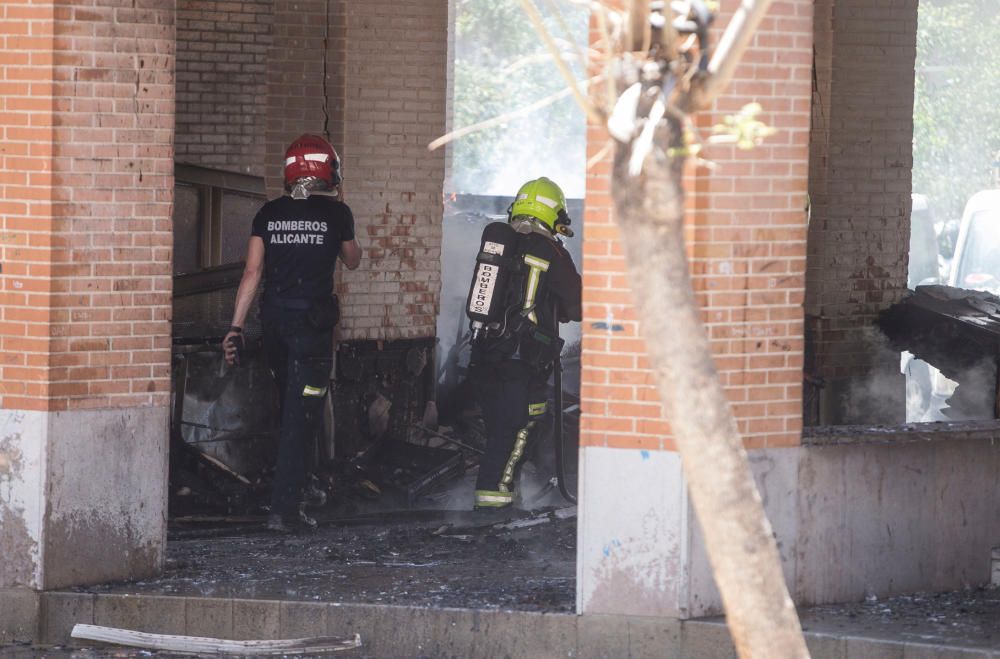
[471, 221, 582, 366]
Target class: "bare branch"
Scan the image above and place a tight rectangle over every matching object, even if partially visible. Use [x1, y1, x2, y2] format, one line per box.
[596, 2, 808, 656]
[427, 76, 601, 151]
[629, 96, 666, 175]
[518, 0, 606, 124]
[586, 139, 614, 169]
[625, 0, 651, 52]
[654, 1, 680, 61]
[541, 0, 589, 76]
[699, 0, 776, 108]
[502, 49, 587, 76]
[593, 2, 620, 114]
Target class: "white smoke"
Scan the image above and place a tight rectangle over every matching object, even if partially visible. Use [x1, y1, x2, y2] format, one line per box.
[472, 114, 587, 199]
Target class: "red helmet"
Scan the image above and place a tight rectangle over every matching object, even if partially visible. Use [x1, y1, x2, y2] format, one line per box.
[283, 134, 341, 188]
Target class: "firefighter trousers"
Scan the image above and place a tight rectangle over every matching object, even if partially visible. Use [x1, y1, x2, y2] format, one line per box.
[262, 308, 333, 518]
[470, 360, 549, 508]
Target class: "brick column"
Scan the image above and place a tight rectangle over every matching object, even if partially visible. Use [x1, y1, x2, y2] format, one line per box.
[340, 1, 447, 341]
[576, 0, 813, 617]
[262, 1, 447, 342]
[265, 0, 346, 196]
[804, 0, 917, 424]
[176, 0, 272, 176]
[0, 1, 174, 589]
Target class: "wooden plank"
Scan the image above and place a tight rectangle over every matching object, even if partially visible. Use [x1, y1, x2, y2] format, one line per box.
[71, 624, 360, 656]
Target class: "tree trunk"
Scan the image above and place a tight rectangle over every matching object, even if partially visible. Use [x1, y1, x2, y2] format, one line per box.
[611, 124, 809, 658]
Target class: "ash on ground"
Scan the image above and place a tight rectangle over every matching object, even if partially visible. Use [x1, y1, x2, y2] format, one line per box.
[73, 505, 577, 613]
[799, 586, 1000, 648]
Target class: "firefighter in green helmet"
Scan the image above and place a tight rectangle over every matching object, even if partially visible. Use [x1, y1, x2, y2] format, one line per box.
[464, 177, 582, 509]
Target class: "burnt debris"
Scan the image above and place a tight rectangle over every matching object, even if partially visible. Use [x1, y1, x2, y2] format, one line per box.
[878, 285, 1000, 420]
[169, 264, 580, 521]
[170, 264, 460, 519]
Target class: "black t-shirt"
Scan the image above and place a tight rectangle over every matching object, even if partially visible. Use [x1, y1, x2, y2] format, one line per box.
[251, 195, 355, 300]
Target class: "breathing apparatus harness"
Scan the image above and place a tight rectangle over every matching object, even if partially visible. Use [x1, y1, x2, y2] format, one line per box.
[465, 218, 565, 370]
[464, 216, 576, 504]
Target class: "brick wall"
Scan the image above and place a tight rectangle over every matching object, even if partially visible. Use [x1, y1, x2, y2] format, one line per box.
[0, 2, 56, 410]
[265, 0, 345, 195]
[175, 0, 271, 177]
[338, 1, 448, 341]
[177, 0, 448, 343]
[0, 1, 175, 411]
[805, 0, 916, 423]
[579, 0, 813, 450]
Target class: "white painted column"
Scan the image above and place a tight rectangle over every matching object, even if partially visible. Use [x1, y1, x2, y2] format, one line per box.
[0, 408, 169, 590]
[0, 411, 48, 588]
[576, 446, 691, 617]
[577, 445, 801, 618]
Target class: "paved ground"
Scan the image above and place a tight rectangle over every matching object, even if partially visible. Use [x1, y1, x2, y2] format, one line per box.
[799, 587, 1000, 650]
[5, 504, 999, 657]
[65, 507, 1000, 651]
[72, 506, 578, 614]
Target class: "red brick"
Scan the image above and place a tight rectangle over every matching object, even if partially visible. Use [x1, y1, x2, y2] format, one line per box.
[1, 4, 174, 412]
[580, 0, 812, 451]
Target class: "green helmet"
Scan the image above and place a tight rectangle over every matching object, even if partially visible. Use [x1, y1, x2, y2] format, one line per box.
[509, 177, 574, 237]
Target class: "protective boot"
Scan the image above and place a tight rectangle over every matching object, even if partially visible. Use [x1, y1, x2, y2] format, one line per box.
[265, 503, 317, 533]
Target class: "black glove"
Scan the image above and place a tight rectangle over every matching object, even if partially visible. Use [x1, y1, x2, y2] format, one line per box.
[225, 332, 245, 366]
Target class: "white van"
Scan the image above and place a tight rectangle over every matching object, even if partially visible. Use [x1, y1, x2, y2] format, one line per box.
[908, 193, 939, 288]
[908, 189, 1000, 422]
[948, 189, 1000, 294]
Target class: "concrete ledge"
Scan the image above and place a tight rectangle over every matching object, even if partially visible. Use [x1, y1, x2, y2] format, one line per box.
[232, 598, 279, 640]
[0, 407, 168, 591]
[0, 589, 39, 644]
[38, 592, 93, 645]
[802, 420, 1000, 446]
[902, 642, 993, 658]
[1, 591, 994, 658]
[796, 439, 1000, 604]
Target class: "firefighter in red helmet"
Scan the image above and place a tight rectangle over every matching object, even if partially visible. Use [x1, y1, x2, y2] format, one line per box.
[224, 134, 362, 532]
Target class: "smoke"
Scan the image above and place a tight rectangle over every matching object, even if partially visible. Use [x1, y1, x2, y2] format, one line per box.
[419, 457, 570, 512]
[450, 0, 589, 199]
[837, 328, 908, 425]
[930, 357, 997, 422]
[516, 462, 570, 510]
[840, 328, 997, 425]
[420, 469, 479, 511]
[470, 119, 587, 199]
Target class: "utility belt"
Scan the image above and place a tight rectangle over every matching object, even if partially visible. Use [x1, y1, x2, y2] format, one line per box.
[474, 313, 563, 371]
[264, 297, 311, 310]
[262, 292, 340, 330]
[510, 319, 564, 369]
